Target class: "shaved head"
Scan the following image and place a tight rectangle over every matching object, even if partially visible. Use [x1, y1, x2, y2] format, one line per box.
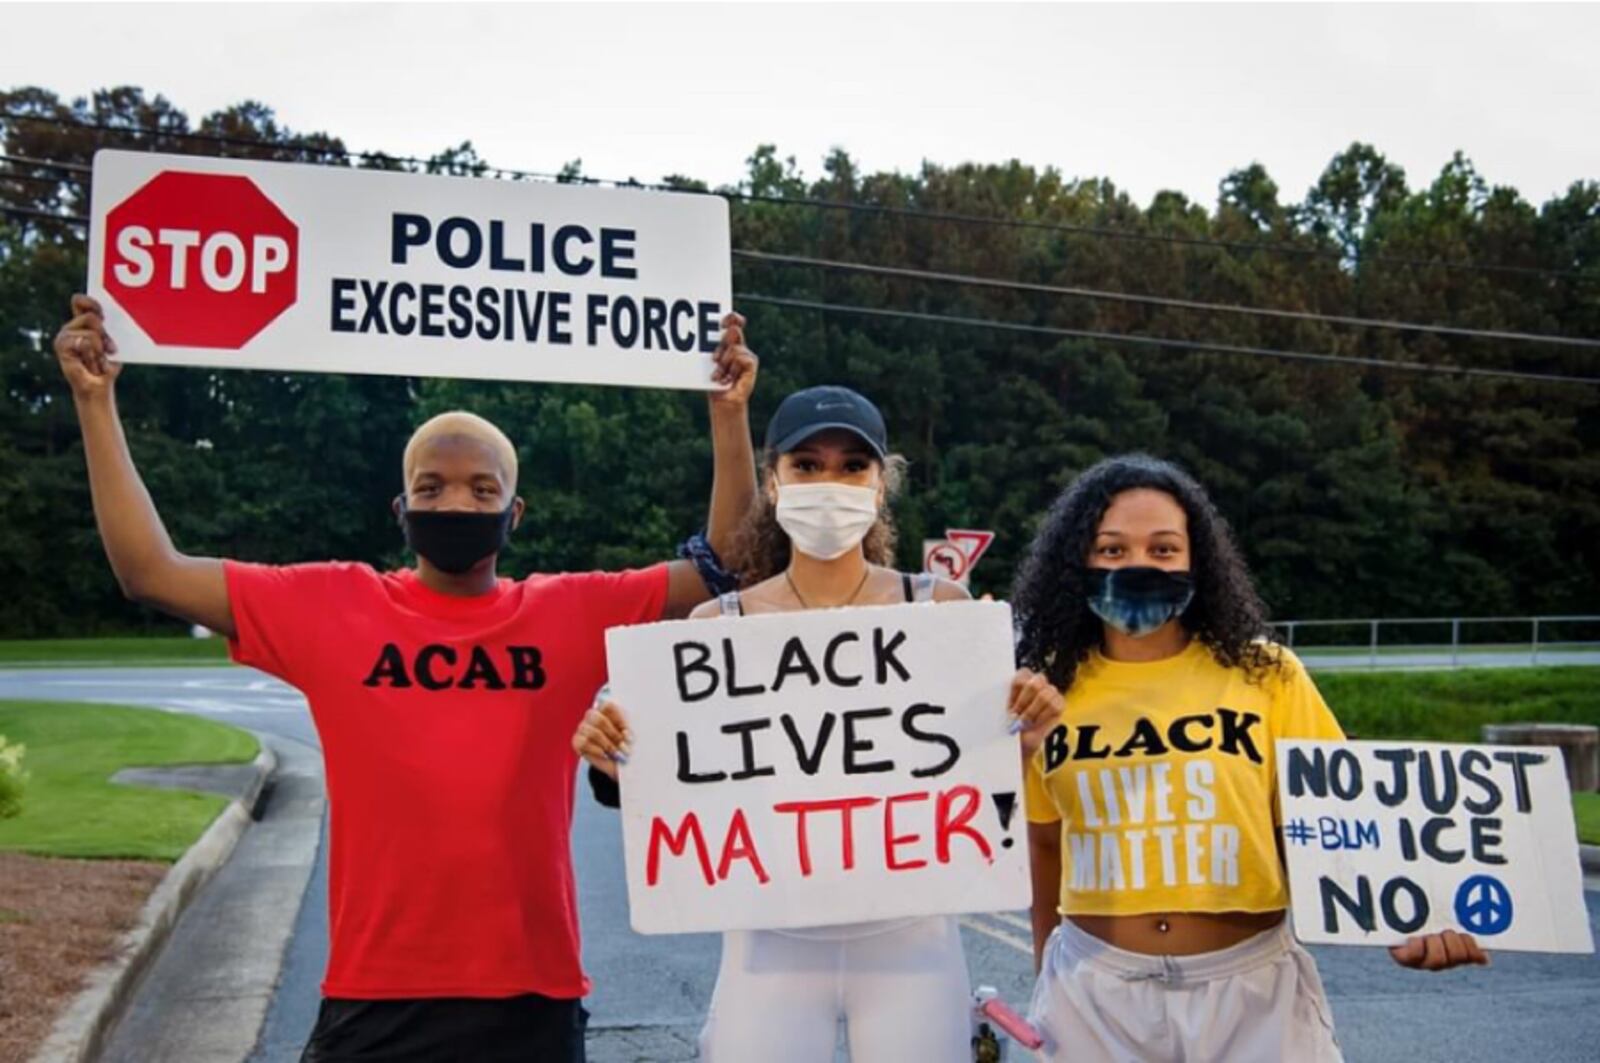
[403, 411, 518, 492]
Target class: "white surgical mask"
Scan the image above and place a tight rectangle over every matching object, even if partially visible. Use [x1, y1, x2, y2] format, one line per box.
[774, 483, 879, 561]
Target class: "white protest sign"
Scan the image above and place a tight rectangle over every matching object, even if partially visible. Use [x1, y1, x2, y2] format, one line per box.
[87, 150, 730, 389]
[1277, 740, 1594, 953]
[604, 600, 1029, 935]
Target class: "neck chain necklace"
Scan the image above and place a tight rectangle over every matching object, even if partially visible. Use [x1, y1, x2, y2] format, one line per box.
[785, 566, 872, 609]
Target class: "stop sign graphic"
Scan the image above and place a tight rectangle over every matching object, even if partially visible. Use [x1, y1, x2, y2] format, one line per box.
[103, 171, 299, 349]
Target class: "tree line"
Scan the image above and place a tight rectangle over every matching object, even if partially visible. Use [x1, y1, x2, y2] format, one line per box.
[1, 86, 1595, 637]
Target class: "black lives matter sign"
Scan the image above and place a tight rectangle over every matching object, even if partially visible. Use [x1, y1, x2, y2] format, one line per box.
[604, 601, 1030, 935]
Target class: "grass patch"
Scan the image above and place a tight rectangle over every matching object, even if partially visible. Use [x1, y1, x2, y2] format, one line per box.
[1312, 667, 1600, 847]
[1574, 793, 1600, 846]
[0, 906, 24, 924]
[1300, 643, 1594, 658]
[1313, 666, 1600, 743]
[0, 637, 232, 668]
[0, 701, 257, 861]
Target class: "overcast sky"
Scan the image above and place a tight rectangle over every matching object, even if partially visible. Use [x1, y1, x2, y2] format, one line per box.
[9, 2, 1598, 209]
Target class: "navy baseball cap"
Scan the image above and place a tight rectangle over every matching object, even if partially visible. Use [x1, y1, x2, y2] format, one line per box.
[764, 385, 888, 459]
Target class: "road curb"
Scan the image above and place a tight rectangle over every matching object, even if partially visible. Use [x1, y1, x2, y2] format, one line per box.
[29, 742, 278, 1063]
[1582, 844, 1600, 875]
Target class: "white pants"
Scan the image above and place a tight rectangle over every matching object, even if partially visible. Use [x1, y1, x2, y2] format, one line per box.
[1028, 918, 1343, 1063]
[699, 917, 973, 1062]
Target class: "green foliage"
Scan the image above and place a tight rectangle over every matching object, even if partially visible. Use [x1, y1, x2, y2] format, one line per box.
[1313, 667, 1600, 743]
[0, 701, 257, 859]
[0, 637, 231, 666]
[2, 87, 1597, 632]
[1574, 792, 1600, 846]
[0, 732, 26, 819]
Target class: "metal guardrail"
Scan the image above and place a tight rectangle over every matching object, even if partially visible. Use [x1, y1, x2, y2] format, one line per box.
[1268, 615, 1600, 668]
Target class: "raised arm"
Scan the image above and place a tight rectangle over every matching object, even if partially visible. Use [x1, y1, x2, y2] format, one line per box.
[55, 295, 235, 637]
[663, 310, 758, 619]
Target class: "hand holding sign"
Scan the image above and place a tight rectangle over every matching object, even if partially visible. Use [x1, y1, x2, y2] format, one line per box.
[708, 312, 757, 404]
[1389, 927, 1489, 970]
[54, 294, 122, 400]
[575, 699, 633, 780]
[1008, 668, 1063, 742]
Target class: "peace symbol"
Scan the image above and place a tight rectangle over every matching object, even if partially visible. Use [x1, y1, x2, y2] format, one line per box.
[1454, 875, 1513, 936]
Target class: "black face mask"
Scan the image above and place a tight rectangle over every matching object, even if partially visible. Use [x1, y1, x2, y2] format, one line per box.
[396, 497, 515, 575]
[1084, 566, 1195, 638]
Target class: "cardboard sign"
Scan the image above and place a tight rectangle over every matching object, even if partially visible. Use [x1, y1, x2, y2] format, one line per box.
[1278, 740, 1594, 953]
[604, 600, 1030, 934]
[87, 150, 731, 389]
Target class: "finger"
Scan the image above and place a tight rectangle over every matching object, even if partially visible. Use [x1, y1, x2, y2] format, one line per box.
[593, 710, 631, 751]
[720, 311, 746, 331]
[60, 311, 104, 335]
[1390, 937, 1426, 967]
[1422, 933, 1447, 970]
[719, 348, 753, 386]
[70, 293, 104, 317]
[1023, 688, 1060, 724]
[1463, 935, 1490, 966]
[1439, 930, 1469, 967]
[1007, 671, 1037, 734]
[574, 721, 614, 756]
[598, 701, 632, 732]
[56, 329, 105, 363]
[598, 703, 634, 751]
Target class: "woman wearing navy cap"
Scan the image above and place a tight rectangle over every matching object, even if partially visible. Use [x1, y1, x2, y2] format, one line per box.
[576, 385, 1061, 1061]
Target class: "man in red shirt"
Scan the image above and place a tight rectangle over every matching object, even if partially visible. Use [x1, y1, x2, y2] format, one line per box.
[54, 294, 758, 1061]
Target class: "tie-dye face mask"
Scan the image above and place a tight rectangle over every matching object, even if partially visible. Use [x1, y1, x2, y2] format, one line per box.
[1084, 566, 1195, 638]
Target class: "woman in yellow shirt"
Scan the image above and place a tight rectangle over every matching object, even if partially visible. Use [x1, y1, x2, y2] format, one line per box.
[1012, 453, 1487, 1063]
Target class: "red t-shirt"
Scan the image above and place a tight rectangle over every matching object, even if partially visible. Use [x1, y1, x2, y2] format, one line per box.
[224, 560, 669, 1000]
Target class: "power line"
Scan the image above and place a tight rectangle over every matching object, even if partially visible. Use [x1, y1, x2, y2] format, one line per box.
[5, 113, 1590, 281]
[737, 294, 1600, 387]
[1, 203, 84, 225]
[4, 194, 1587, 384]
[0, 171, 74, 191]
[0, 153, 92, 174]
[733, 250, 1600, 350]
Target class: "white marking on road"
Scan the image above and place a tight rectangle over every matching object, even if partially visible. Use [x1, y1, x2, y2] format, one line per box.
[985, 910, 1034, 933]
[961, 916, 1033, 956]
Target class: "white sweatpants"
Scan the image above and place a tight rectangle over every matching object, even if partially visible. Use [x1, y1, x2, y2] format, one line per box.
[1028, 918, 1343, 1063]
[699, 917, 973, 1062]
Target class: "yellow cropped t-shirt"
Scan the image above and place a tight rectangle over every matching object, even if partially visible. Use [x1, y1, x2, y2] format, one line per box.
[1024, 640, 1343, 917]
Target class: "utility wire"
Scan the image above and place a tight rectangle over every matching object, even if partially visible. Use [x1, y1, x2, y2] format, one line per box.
[737, 294, 1600, 387]
[5, 113, 1590, 281]
[734, 250, 1600, 349]
[0, 171, 74, 190]
[0, 152, 92, 174]
[13, 190, 1584, 351]
[5, 198, 1593, 377]
[1, 203, 83, 224]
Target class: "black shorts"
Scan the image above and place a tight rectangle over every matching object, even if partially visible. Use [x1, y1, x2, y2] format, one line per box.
[299, 993, 588, 1062]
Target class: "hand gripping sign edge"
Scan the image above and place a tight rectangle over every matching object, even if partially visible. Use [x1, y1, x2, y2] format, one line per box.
[102, 170, 299, 350]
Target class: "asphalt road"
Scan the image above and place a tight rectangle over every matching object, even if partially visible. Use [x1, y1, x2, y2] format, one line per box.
[4, 665, 1598, 1062]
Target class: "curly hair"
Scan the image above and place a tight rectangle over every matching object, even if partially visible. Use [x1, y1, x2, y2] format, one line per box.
[1011, 453, 1279, 692]
[728, 451, 908, 586]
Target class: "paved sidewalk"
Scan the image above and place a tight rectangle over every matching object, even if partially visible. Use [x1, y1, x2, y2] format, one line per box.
[97, 734, 325, 1063]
